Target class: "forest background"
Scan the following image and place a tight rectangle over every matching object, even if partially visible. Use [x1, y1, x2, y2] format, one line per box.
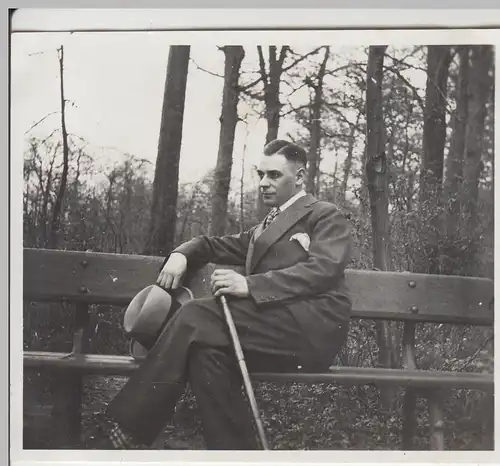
[14, 32, 494, 450]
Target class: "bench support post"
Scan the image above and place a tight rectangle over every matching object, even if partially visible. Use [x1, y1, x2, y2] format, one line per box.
[402, 388, 417, 450]
[51, 302, 91, 448]
[428, 390, 445, 450]
[481, 389, 494, 450]
[401, 322, 417, 450]
[51, 370, 84, 448]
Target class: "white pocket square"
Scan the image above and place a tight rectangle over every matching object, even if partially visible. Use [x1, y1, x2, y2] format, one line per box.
[290, 232, 311, 252]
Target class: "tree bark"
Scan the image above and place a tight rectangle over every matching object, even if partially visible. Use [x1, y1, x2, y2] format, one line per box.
[48, 45, 70, 249]
[418, 45, 452, 274]
[144, 46, 190, 256]
[420, 46, 453, 205]
[255, 46, 289, 220]
[366, 46, 391, 272]
[251, 47, 324, 218]
[461, 45, 494, 239]
[445, 46, 469, 238]
[240, 122, 250, 233]
[306, 47, 329, 196]
[259, 46, 288, 144]
[41, 149, 57, 248]
[209, 46, 245, 236]
[331, 157, 339, 203]
[339, 113, 361, 203]
[366, 46, 400, 407]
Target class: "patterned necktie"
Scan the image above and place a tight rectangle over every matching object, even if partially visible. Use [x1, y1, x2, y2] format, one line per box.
[263, 207, 281, 230]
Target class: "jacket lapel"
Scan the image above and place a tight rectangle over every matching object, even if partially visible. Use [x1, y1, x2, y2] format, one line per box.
[248, 194, 316, 273]
[245, 223, 263, 275]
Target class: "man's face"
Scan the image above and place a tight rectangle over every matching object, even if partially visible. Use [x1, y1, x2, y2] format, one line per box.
[256, 153, 305, 207]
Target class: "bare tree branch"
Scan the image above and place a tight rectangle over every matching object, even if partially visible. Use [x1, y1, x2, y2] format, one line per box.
[256, 46, 268, 86]
[385, 51, 429, 74]
[383, 64, 425, 110]
[28, 50, 49, 57]
[67, 133, 91, 148]
[280, 78, 310, 98]
[241, 88, 266, 101]
[324, 103, 364, 130]
[277, 45, 288, 67]
[402, 45, 426, 61]
[239, 46, 322, 92]
[239, 93, 266, 118]
[321, 129, 350, 139]
[40, 128, 60, 146]
[282, 47, 323, 73]
[25, 111, 60, 135]
[189, 57, 224, 78]
[239, 75, 264, 92]
[457, 336, 493, 371]
[236, 46, 269, 92]
[323, 62, 361, 78]
[281, 103, 312, 118]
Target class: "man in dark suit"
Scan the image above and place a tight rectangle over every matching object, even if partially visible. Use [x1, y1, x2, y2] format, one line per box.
[84, 139, 353, 450]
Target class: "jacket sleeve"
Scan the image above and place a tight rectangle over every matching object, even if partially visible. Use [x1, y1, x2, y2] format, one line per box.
[166, 226, 258, 270]
[246, 205, 352, 306]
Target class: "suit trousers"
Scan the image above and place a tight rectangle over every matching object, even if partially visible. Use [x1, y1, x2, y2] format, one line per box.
[107, 295, 322, 449]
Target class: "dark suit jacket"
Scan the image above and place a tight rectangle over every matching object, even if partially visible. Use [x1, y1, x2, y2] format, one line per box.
[171, 194, 353, 367]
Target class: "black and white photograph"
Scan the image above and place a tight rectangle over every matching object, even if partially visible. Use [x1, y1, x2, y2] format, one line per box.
[11, 9, 496, 461]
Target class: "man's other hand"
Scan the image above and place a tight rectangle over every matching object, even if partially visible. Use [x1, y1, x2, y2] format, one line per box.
[211, 269, 250, 298]
[157, 253, 187, 290]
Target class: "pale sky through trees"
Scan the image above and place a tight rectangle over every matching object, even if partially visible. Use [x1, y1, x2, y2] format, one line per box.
[12, 29, 430, 198]
[13, 32, 247, 185]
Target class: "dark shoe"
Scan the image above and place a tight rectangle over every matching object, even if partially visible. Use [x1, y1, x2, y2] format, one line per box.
[82, 413, 149, 450]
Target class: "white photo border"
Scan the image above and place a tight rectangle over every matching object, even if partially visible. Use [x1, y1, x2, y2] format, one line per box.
[9, 7, 500, 466]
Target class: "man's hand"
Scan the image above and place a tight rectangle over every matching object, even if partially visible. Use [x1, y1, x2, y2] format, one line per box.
[157, 253, 187, 290]
[211, 269, 250, 298]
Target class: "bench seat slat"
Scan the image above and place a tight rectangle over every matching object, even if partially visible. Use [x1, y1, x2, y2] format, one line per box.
[23, 249, 494, 325]
[24, 351, 493, 390]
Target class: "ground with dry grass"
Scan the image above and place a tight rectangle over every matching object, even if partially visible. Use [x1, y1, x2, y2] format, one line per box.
[24, 372, 492, 451]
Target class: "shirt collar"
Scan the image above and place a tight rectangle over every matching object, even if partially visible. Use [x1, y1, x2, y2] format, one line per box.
[279, 189, 307, 212]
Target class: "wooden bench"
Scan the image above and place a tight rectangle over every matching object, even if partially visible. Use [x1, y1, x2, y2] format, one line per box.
[23, 247, 494, 450]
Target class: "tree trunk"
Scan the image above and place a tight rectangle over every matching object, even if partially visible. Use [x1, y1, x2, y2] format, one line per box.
[48, 46, 70, 249]
[265, 79, 280, 144]
[255, 46, 289, 220]
[104, 172, 117, 253]
[331, 156, 339, 203]
[461, 45, 494, 240]
[339, 113, 361, 203]
[262, 46, 287, 144]
[366, 46, 391, 272]
[418, 45, 452, 274]
[209, 46, 245, 236]
[240, 122, 250, 232]
[39, 145, 58, 248]
[306, 47, 329, 196]
[144, 46, 190, 256]
[420, 46, 453, 205]
[366, 46, 400, 407]
[445, 46, 469, 239]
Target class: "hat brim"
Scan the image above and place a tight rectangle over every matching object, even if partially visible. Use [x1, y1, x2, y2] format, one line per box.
[129, 339, 148, 360]
[124, 284, 195, 355]
[123, 285, 172, 335]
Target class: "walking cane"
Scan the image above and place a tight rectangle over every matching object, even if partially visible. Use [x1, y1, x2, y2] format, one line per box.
[219, 295, 270, 450]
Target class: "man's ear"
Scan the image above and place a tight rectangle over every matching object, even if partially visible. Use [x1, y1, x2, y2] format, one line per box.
[296, 165, 306, 186]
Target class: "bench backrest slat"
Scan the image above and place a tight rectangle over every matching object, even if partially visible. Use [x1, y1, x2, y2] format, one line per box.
[23, 248, 494, 326]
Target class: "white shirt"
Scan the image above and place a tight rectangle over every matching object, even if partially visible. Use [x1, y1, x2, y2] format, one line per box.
[278, 189, 307, 212]
[258, 190, 307, 235]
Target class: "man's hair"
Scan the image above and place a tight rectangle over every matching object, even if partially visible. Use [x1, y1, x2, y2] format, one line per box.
[263, 139, 308, 167]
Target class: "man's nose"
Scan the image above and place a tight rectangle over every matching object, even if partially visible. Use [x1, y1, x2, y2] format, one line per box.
[259, 175, 270, 188]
